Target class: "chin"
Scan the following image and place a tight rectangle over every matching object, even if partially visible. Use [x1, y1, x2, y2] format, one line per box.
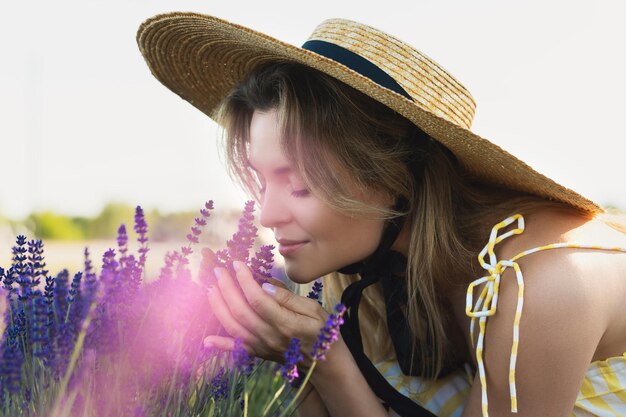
[284, 265, 325, 285]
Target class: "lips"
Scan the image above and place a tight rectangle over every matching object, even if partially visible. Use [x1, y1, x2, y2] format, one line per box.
[277, 239, 308, 256]
[277, 238, 308, 246]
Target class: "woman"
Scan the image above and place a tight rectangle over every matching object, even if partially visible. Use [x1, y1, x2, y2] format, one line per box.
[137, 14, 626, 416]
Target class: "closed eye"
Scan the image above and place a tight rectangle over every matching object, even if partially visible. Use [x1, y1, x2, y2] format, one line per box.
[291, 189, 310, 198]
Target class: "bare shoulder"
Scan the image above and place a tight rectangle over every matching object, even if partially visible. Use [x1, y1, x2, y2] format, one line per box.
[494, 207, 626, 357]
[461, 207, 626, 416]
[494, 207, 626, 306]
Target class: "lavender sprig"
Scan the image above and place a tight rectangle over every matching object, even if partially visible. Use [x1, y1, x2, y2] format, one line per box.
[134, 206, 149, 270]
[177, 201, 214, 271]
[83, 247, 99, 303]
[232, 337, 253, 374]
[307, 280, 323, 305]
[216, 201, 257, 273]
[277, 304, 347, 417]
[281, 338, 303, 384]
[209, 367, 229, 400]
[27, 239, 46, 289]
[250, 245, 275, 285]
[158, 251, 177, 282]
[65, 271, 83, 323]
[11, 235, 28, 277]
[311, 304, 346, 361]
[117, 225, 128, 260]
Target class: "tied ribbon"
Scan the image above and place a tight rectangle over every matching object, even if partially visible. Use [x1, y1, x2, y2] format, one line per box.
[340, 253, 439, 417]
[465, 214, 626, 417]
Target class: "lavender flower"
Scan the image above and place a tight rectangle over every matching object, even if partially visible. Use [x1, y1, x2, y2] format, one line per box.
[11, 235, 27, 277]
[200, 200, 214, 218]
[307, 280, 323, 305]
[67, 272, 82, 305]
[31, 295, 52, 361]
[44, 273, 56, 344]
[281, 338, 303, 384]
[54, 269, 70, 325]
[0, 267, 5, 288]
[179, 201, 214, 271]
[65, 272, 83, 329]
[158, 251, 177, 281]
[101, 249, 118, 285]
[134, 206, 149, 270]
[216, 201, 257, 272]
[311, 304, 346, 361]
[126, 254, 142, 294]
[250, 245, 275, 285]
[53, 321, 73, 379]
[83, 247, 99, 303]
[27, 239, 46, 289]
[0, 324, 24, 393]
[209, 367, 229, 400]
[13, 236, 35, 301]
[232, 337, 253, 374]
[2, 265, 17, 296]
[117, 224, 128, 259]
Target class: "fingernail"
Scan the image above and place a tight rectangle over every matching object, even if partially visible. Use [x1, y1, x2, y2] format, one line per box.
[203, 338, 213, 348]
[233, 261, 243, 272]
[214, 268, 222, 280]
[262, 282, 276, 297]
[206, 286, 213, 295]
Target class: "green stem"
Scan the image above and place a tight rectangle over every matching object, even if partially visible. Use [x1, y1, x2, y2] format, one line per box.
[261, 379, 287, 417]
[277, 361, 317, 417]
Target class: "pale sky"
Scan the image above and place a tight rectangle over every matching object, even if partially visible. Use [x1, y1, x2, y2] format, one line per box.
[1, 0, 624, 220]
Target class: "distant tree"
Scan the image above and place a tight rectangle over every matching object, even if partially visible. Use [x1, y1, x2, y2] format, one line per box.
[27, 212, 85, 240]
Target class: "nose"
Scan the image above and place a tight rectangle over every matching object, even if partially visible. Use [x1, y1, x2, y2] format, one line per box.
[259, 185, 291, 228]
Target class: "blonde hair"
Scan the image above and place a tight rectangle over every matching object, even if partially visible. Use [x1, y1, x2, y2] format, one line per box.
[216, 62, 620, 378]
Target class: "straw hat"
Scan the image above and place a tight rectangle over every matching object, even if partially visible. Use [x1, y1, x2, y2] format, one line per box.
[137, 13, 601, 213]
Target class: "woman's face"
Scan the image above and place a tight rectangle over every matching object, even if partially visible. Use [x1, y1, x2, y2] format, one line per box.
[248, 110, 389, 284]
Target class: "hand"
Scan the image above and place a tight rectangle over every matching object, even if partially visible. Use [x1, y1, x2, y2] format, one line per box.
[204, 260, 330, 367]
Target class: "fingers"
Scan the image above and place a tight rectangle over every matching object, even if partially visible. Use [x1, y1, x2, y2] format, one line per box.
[213, 266, 272, 334]
[207, 284, 256, 343]
[231, 261, 325, 322]
[203, 335, 236, 351]
[266, 277, 289, 290]
[261, 282, 323, 318]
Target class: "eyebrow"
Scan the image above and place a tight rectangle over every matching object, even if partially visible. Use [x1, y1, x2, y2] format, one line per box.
[248, 162, 293, 176]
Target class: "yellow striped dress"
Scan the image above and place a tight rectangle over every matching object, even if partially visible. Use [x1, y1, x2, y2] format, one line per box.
[375, 214, 626, 417]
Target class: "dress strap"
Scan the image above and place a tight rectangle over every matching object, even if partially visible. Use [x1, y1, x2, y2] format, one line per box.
[464, 214, 626, 417]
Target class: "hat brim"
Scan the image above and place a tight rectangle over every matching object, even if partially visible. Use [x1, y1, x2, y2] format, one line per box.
[137, 12, 601, 214]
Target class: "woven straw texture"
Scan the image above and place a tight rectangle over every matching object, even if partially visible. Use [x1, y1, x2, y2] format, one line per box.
[137, 13, 601, 214]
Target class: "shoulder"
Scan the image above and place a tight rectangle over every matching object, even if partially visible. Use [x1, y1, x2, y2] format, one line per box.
[493, 207, 626, 319]
[462, 207, 625, 415]
[485, 207, 626, 351]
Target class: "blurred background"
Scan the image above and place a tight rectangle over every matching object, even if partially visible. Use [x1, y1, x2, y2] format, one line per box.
[1, 0, 624, 277]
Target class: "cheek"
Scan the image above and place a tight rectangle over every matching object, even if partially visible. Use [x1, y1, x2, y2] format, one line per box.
[337, 221, 384, 255]
[312, 215, 385, 262]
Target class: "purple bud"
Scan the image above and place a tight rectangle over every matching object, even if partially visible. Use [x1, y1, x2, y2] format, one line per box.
[232, 337, 253, 373]
[311, 304, 346, 361]
[307, 280, 323, 304]
[281, 338, 303, 384]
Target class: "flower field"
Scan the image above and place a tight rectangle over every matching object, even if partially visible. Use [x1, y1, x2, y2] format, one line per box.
[0, 201, 338, 417]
